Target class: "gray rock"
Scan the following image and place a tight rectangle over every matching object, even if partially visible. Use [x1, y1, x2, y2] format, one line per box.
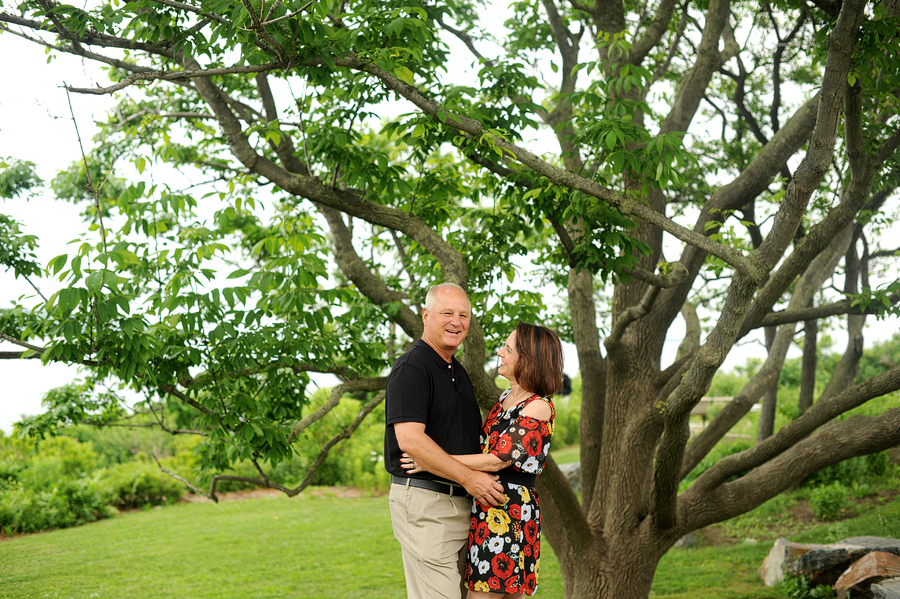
[557, 462, 581, 493]
[841, 538, 900, 555]
[673, 530, 698, 549]
[789, 538, 900, 586]
[872, 577, 900, 599]
[760, 538, 828, 587]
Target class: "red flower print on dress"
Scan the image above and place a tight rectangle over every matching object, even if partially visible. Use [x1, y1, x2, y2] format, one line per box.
[492, 553, 516, 579]
[488, 576, 501, 590]
[474, 521, 491, 545]
[508, 503, 522, 519]
[496, 433, 514, 455]
[505, 576, 520, 594]
[523, 573, 537, 594]
[522, 430, 543, 456]
[524, 520, 539, 545]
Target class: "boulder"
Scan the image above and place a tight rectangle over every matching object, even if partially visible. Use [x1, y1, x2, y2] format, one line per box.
[759, 538, 827, 587]
[789, 538, 900, 586]
[558, 462, 581, 493]
[673, 530, 698, 549]
[872, 577, 900, 599]
[889, 447, 900, 466]
[833, 551, 900, 599]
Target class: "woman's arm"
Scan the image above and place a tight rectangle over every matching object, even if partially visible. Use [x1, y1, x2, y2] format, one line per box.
[402, 451, 509, 474]
[454, 452, 509, 472]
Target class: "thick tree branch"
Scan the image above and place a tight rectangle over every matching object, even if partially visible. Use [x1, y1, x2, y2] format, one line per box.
[682, 225, 853, 475]
[652, 0, 868, 529]
[660, 0, 734, 134]
[287, 377, 386, 442]
[318, 205, 422, 339]
[630, 0, 678, 64]
[688, 362, 900, 498]
[683, 407, 900, 532]
[158, 384, 215, 415]
[755, 295, 900, 327]
[606, 285, 662, 348]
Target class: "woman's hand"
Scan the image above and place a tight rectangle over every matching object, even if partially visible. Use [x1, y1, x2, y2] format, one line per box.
[401, 453, 426, 474]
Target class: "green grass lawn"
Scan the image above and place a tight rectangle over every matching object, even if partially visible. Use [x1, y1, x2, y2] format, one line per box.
[0, 491, 562, 599]
[550, 444, 580, 465]
[3, 488, 899, 599]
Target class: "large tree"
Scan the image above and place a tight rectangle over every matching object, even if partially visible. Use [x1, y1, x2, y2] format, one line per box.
[2, 0, 900, 596]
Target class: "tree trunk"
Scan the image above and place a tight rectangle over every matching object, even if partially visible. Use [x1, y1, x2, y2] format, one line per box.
[757, 325, 779, 441]
[799, 315, 818, 415]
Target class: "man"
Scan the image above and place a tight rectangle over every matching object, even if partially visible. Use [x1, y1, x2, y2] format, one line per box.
[385, 282, 505, 599]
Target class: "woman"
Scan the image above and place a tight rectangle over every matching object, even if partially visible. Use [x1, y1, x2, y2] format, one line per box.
[404, 322, 563, 598]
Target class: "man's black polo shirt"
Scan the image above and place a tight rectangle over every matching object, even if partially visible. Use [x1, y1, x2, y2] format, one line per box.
[384, 339, 482, 483]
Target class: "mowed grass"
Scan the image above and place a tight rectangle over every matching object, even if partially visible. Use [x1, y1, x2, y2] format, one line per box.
[0, 491, 564, 599]
[3, 487, 899, 599]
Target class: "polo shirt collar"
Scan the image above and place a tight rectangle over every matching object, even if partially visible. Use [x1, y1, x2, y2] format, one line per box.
[414, 338, 460, 369]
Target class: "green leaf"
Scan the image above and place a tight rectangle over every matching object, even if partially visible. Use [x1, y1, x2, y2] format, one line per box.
[395, 66, 415, 86]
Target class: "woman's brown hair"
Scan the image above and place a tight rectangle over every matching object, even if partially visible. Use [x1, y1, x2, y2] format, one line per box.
[513, 322, 564, 397]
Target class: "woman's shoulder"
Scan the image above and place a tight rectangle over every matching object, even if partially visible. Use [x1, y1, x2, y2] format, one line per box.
[520, 395, 554, 420]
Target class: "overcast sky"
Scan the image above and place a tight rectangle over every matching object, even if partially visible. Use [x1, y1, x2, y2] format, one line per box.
[2, 24, 897, 434]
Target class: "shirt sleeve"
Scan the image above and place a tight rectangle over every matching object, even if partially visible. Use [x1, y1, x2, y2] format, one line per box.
[385, 361, 431, 425]
[489, 414, 554, 474]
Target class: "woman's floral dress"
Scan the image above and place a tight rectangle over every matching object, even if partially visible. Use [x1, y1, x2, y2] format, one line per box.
[465, 391, 555, 596]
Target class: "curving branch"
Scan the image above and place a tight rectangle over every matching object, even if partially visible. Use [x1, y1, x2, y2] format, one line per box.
[630, 0, 678, 65]
[0, 331, 46, 355]
[318, 205, 422, 339]
[158, 384, 215, 415]
[652, 0, 870, 529]
[606, 284, 661, 348]
[689, 362, 900, 497]
[625, 262, 689, 289]
[755, 295, 900, 328]
[288, 377, 387, 442]
[682, 406, 900, 532]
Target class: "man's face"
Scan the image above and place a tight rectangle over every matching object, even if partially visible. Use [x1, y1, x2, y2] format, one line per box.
[422, 288, 471, 359]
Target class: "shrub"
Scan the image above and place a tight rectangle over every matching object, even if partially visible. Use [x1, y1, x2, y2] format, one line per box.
[779, 574, 836, 599]
[99, 461, 185, 509]
[20, 436, 99, 492]
[803, 450, 892, 488]
[63, 422, 179, 467]
[809, 482, 852, 521]
[0, 477, 114, 535]
[552, 394, 581, 447]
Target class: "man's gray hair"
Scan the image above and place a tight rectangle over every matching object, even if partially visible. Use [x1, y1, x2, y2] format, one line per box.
[424, 283, 469, 311]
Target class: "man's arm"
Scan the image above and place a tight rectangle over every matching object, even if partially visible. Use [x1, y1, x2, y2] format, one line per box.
[394, 422, 506, 506]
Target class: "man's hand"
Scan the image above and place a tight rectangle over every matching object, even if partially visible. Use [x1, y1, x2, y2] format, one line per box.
[463, 470, 505, 507]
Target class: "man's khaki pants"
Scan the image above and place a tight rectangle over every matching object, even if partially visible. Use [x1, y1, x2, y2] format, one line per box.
[390, 482, 471, 599]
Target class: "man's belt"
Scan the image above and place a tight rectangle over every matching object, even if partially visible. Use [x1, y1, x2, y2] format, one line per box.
[391, 475, 473, 499]
[498, 469, 537, 487]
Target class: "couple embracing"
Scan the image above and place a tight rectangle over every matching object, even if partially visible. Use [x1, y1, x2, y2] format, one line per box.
[384, 283, 563, 599]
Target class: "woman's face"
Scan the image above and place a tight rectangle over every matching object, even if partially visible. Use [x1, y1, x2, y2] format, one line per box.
[497, 330, 519, 383]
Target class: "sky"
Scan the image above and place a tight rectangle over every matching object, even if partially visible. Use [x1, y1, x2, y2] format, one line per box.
[1, 17, 898, 433]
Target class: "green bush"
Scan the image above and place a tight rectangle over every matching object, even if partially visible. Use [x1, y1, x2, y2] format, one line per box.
[99, 461, 185, 509]
[20, 436, 99, 492]
[808, 482, 851, 521]
[0, 477, 114, 535]
[552, 393, 581, 447]
[779, 574, 836, 599]
[63, 422, 179, 467]
[803, 450, 892, 488]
